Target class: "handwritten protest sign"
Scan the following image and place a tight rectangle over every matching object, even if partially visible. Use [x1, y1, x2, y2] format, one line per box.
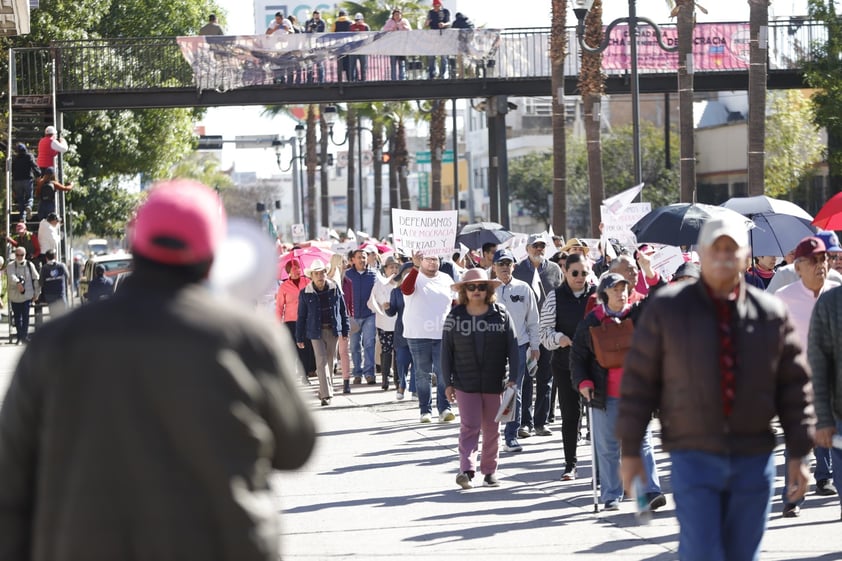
[601, 202, 651, 245]
[648, 245, 686, 279]
[391, 209, 458, 258]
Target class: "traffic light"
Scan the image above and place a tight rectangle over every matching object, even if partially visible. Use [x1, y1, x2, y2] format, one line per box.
[382, 152, 391, 164]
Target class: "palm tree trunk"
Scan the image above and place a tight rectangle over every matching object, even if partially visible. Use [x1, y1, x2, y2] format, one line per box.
[388, 128, 399, 233]
[396, 119, 411, 210]
[677, 0, 696, 203]
[429, 100, 447, 211]
[371, 121, 384, 238]
[319, 106, 330, 228]
[748, 0, 769, 196]
[551, 0, 568, 233]
[306, 105, 318, 239]
[579, 0, 605, 237]
[347, 106, 357, 230]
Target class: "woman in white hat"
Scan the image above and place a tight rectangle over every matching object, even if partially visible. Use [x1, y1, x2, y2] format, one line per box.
[296, 259, 350, 405]
[442, 268, 519, 489]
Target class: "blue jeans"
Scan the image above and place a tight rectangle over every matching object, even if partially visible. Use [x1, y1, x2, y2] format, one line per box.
[389, 56, 406, 80]
[10, 300, 31, 341]
[350, 315, 376, 380]
[427, 55, 447, 78]
[503, 344, 528, 442]
[671, 450, 775, 561]
[592, 397, 661, 503]
[395, 344, 412, 391]
[407, 338, 448, 415]
[781, 444, 835, 506]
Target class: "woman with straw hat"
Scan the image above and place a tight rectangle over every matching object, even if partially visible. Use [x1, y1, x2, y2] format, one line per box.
[296, 259, 350, 406]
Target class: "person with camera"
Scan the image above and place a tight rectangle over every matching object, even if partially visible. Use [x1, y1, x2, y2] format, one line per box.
[492, 249, 540, 454]
[303, 10, 326, 83]
[6, 246, 39, 344]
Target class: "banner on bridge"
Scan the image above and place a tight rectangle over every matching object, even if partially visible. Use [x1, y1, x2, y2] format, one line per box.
[601, 23, 750, 72]
[177, 30, 500, 92]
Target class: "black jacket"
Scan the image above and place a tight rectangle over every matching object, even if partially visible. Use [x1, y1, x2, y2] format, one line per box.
[11, 152, 40, 181]
[441, 303, 519, 394]
[541, 282, 596, 370]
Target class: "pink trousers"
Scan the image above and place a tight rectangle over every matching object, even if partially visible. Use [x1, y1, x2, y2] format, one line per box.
[455, 390, 502, 476]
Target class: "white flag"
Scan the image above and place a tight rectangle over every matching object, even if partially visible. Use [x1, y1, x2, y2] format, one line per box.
[603, 183, 644, 217]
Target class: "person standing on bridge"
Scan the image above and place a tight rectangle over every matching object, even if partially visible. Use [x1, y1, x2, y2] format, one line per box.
[304, 10, 326, 83]
[425, 0, 451, 79]
[10, 143, 39, 223]
[0, 179, 317, 560]
[382, 8, 411, 80]
[199, 13, 224, 35]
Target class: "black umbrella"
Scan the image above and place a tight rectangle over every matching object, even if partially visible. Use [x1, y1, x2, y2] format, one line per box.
[631, 203, 754, 247]
[455, 222, 513, 250]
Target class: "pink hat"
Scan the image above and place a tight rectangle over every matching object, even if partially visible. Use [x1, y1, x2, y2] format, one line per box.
[129, 179, 225, 265]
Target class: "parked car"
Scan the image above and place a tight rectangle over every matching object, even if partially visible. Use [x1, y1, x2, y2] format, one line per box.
[78, 253, 132, 303]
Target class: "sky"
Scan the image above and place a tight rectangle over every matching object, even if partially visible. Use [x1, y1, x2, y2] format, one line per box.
[201, 0, 813, 177]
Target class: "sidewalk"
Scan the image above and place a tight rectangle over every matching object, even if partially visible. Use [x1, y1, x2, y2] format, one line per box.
[275, 381, 842, 560]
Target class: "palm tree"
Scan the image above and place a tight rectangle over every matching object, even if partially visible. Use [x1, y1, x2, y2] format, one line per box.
[676, 0, 698, 203]
[429, 100, 447, 211]
[305, 105, 318, 239]
[357, 102, 388, 238]
[346, 104, 358, 230]
[578, 0, 605, 237]
[748, 0, 769, 196]
[318, 105, 330, 229]
[550, 0, 568, 234]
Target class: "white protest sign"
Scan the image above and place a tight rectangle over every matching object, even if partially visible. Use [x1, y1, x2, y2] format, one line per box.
[291, 223, 306, 243]
[579, 238, 601, 261]
[318, 226, 331, 241]
[391, 209, 458, 258]
[600, 202, 652, 246]
[648, 245, 686, 279]
[503, 232, 530, 263]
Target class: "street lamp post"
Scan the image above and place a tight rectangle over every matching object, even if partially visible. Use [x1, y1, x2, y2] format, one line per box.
[272, 123, 307, 227]
[324, 105, 377, 233]
[573, 0, 677, 187]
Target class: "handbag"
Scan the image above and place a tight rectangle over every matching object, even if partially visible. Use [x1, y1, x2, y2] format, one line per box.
[589, 317, 634, 369]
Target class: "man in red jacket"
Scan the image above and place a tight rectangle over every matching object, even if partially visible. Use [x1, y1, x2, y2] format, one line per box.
[36, 125, 68, 170]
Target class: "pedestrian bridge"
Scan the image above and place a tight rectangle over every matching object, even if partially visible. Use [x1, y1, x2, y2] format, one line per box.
[10, 18, 822, 112]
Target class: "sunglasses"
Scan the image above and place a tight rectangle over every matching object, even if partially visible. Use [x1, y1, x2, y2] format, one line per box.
[568, 269, 586, 277]
[829, 254, 841, 262]
[510, 294, 523, 302]
[532, 243, 546, 249]
[464, 284, 488, 292]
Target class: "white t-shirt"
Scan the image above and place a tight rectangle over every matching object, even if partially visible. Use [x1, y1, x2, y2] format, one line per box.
[402, 272, 453, 340]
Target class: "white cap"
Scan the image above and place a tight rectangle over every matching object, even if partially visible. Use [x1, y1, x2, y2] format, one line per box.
[355, 12, 364, 20]
[45, 125, 57, 135]
[697, 216, 750, 248]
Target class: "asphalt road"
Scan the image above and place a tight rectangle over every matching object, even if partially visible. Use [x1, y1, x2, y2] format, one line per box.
[0, 315, 840, 560]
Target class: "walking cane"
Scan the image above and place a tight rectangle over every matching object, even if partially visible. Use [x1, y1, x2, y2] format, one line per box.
[586, 390, 598, 513]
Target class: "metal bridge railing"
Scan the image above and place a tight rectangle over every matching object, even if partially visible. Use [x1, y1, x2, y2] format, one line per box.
[9, 19, 827, 98]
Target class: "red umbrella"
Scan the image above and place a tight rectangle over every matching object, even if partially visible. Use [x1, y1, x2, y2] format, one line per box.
[812, 192, 842, 231]
[278, 246, 334, 280]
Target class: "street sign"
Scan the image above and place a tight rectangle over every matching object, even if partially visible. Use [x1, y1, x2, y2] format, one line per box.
[418, 173, 430, 209]
[234, 134, 280, 149]
[416, 150, 454, 164]
[197, 135, 223, 150]
[291, 223, 306, 243]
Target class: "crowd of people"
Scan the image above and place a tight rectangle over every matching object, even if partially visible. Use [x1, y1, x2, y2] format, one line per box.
[275, 218, 841, 560]
[258, 2, 476, 83]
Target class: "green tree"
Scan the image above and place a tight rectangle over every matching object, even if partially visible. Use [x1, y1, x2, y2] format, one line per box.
[806, 0, 842, 195]
[764, 90, 823, 198]
[509, 153, 553, 229]
[1, 0, 220, 237]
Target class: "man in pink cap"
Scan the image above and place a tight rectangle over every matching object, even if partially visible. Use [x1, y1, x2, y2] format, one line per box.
[425, 0, 451, 78]
[0, 179, 316, 560]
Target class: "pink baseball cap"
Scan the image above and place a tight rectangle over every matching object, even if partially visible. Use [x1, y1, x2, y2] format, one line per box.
[129, 179, 225, 265]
